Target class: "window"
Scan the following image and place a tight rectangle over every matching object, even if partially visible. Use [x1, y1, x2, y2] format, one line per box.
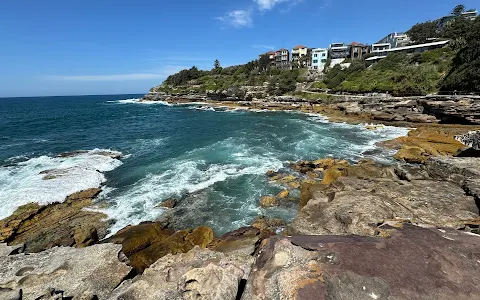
[322, 53, 326, 57]
[314, 54, 318, 57]
[313, 60, 318, 63]
[321, 59, 327, 63]
[314, 66, 318, 70]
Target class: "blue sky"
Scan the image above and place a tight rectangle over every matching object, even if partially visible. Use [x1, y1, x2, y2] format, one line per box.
[0, 0, 477, 97]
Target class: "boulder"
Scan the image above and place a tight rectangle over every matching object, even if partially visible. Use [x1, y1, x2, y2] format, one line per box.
[250, 216, 286, 235]
[110, 247, 253, 300]
[393, 145, 430, 163]
[242, 224, 480, 300]
[290, 174, 478, 236]
[259, 196, 278, 208]
[0, 188, 108, 253]
[104, 222, 215, 273]
[277, 190, 289, 199]
[208, 227, 263, 256]
[156, 197, 177, 209]
[0, 244, 132, 299]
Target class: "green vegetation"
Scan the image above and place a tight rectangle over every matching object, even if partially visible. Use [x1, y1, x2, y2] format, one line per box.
[155, 59, 310, 96]
[407, 4, 476, 47]
[440, 17, 480, 92]
[324, 48, 455, 96]
[153, 4, 479, 97]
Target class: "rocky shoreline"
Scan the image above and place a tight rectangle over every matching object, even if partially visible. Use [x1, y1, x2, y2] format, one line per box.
[1, 95, 480, 299]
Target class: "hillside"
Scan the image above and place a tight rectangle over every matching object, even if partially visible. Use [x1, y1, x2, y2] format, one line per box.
[322, 48, 455, 96]
[151, 10, 479, 98]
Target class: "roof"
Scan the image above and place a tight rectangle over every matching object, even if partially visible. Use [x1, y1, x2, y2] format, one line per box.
[383, 40, 449, 52]
[266, 51, 275, 55]
[292, 44, 307, 49]
[277, 48, 288, 51]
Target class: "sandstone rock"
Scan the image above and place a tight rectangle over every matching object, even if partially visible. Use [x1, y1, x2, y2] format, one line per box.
[394, 164, 430, 181]
[110, 247, 253, 300]
[156, 197, 177, 209]
[250, 216, 286, 235]
[243, 224, 480, 300]
[290, 175, 478, 236]
[0, 188, 108, 253]
[73, 225, 98, 248]
[425, 156, 480, 183]
[277, 190, 289, 199]
[259, 196, 278, 208]
[394, 145, 430, 163]
[404, 113, 438, 123]
[208, 227, 262, 256]
[0, 243, 23, 257]
[0, 244, 132, 299]
[104, 222, 214, 273]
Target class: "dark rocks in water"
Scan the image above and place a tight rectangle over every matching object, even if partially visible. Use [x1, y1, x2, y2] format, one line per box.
[242, 223, 480, 300]
[0, 188, 108, 253]
[103, 222, 214, 273]
[156, 197, 177, 209]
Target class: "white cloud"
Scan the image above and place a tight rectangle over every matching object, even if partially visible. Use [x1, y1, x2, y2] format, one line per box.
[216, 10, 253, 28]
[253, 44, 275, 50]
[254, 0, 290, 11]
[44, 66, 187, 81]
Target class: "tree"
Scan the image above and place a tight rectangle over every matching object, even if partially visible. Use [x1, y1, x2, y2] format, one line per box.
[440, 17, 480, 93]
[258, 55, 271, 72]
[407, 21, 439, 43]
[452, 4, 465, 16]
[214, 59, 221, 69]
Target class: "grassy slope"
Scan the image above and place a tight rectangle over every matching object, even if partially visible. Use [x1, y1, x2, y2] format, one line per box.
[334, 48, 455, 96]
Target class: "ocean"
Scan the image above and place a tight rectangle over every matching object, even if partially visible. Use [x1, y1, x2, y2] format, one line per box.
[0, 94, 409, 235]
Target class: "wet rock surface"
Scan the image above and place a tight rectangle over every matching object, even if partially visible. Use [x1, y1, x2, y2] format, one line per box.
[0, 188, 108, 253]
[0, 244, 132, 300]
[243, 223, 480, 300]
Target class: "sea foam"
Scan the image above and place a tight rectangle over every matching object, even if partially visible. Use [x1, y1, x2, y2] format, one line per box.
[0, 149, 123, 220]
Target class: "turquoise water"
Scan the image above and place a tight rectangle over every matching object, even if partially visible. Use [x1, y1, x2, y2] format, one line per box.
[0, 95, 408, 235]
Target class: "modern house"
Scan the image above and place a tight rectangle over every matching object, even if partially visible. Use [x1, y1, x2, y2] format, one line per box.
[366, 40, 450, 62]
[371, 43, 392, 53]
[377, 32, 411, 49]
[349, 42, 370, 59]
[310, 48, 328, 72]
[329, 43, 349, 59]
[275, 48, 290, 69]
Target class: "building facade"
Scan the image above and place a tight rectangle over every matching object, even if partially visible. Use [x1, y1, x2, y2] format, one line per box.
[275, 49, 290, 69]
[329, 43, 349, 59]
[366, 40, 450, 62]
[349, 42, 370, 59]
[371, 43, 391, 53]
[310, 48, 328, 72]
[376, 32, 411, 49]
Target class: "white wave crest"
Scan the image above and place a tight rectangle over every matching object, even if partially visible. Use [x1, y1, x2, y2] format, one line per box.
[102, 139, 283, 234]
[0, 149, 123, 220]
